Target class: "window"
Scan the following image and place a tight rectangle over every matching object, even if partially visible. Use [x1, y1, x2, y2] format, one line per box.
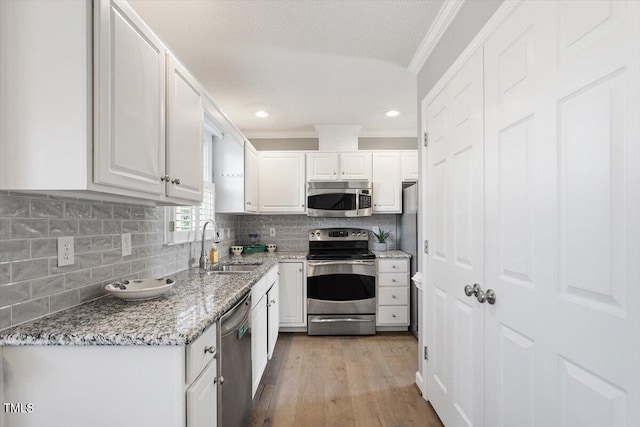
[165, 117, 220, 244]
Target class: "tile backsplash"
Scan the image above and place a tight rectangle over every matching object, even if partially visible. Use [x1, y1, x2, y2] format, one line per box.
[236, 214, 399, 252]
[0, 192, 235, 331]
[0, 190, 398, 331]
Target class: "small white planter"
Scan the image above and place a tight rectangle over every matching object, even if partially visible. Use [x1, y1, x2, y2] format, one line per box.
[373, 241, 388, 252]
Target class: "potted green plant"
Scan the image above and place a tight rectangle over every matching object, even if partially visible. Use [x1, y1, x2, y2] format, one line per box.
[372, 227, 390, 252]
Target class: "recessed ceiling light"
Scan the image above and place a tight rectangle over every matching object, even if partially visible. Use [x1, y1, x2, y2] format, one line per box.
[254, 110, 269, 118]
[385, 110, 401, 117]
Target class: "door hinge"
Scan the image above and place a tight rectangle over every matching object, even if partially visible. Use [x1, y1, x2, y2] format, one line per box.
[423, 132, 428, 148]
[424, 240, 429, 254]
[169, 221, 175, 232]
[424, 346, 429, 361]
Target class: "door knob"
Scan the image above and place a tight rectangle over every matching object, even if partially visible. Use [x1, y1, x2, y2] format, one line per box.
[485, 289, 497, 305]
[464, 285, 474, 297]
[476, 290, 486, 303]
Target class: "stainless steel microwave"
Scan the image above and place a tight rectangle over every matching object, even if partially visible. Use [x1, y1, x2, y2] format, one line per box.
[307, 181, 372, 217]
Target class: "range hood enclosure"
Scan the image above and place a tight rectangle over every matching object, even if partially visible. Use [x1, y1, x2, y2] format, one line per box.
[315, 125, 361, 151]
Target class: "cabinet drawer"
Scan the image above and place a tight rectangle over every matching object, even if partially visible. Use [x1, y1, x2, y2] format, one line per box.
[377, 306, 408, 325]
[252, 276, 268, 309]
[378, 273, 408, 287]
[378, 287, 408, 305]
[377, 259, 409, 273]
[267, 265, 278, 287]
[186, 323, 217, 384]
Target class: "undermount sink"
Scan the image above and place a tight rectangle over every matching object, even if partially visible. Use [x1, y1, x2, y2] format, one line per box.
[205, 262, 263, 275]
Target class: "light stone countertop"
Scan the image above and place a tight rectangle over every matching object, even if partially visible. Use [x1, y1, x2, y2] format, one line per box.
[0, 252, 307, 347]
[373, 250, 412, 259]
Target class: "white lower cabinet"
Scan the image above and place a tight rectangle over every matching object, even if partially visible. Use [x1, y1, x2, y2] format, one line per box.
[376, 258, 409, 329]
[186, 360, 217, 427]
[278, 261, 306, 328]
[0, 322, 219, 427]
[267, 279, 280, 359]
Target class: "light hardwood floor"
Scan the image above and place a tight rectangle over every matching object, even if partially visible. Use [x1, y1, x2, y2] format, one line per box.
[249, 333, 444, 427]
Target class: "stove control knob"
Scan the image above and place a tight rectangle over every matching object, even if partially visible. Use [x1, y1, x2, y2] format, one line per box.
[315, 232, 321, 237]
[352, 232, 355, 236]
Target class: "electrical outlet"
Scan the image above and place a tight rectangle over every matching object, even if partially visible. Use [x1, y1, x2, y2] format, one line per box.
[121, 233, 132, 256]
[57, 236, 74, 267]
[269, 227, 276, 237]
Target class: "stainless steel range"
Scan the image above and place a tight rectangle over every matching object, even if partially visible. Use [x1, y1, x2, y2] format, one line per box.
[306, 228, 376, 335]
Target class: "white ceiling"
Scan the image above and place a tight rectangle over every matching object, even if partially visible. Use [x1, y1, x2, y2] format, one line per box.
[130, 0, 445, 138]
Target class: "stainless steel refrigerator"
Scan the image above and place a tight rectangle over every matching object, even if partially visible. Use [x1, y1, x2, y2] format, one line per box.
[399, 183, 418, 338]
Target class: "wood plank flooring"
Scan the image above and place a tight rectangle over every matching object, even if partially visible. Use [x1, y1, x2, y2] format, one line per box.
[249, 333, 444, 427]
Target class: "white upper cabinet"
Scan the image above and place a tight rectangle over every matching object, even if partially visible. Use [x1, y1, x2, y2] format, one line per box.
[400, 151, 419, 182]
[340, 152, 372, 180]
[306, 152, 339, 180]
[94, 0, 166, 196]
[307, 152, 372, 181]
[244, 141, 259, 212]
[166, 54, 203, 203]
[372, 152, 401, 213]
[259, 152, 306, 213]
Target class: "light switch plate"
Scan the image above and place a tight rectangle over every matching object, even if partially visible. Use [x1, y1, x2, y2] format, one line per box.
[121, 233, 132, 257]
[269, 227, 276, 237]
[57, 236, 74, 267]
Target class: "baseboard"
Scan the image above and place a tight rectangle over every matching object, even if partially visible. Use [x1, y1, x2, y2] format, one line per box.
[415, 371, 426, 398]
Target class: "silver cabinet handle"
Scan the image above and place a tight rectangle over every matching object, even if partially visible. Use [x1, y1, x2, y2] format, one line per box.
[160, 175, 170, 182]
[204, 345, 215, 354]
[485, 289, 497, 305]
[171, 178, 180, 185]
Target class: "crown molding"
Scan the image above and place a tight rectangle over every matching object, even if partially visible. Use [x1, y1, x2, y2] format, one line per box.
[243, 129, 417, 139]
[407, 0, 465, 73]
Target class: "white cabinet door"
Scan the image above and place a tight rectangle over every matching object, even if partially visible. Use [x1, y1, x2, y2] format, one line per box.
[401, 151, 419, 182]
[426, 48, 485, 427]
[251, 295, 268, 398]
[483, 2, 640, 426]
[340, 152, 372, 180]
[306, 152, 339, 181]
[166, 54, 203, 202]
[279, 262, 306, 327]
[267, 280, 280, 360]
[94, 0, 166, 196]
[372, 152, 401, 213]
[186, 360, 217, 427]
[258, 152, 306, 213]
[244, 142, 259, 212]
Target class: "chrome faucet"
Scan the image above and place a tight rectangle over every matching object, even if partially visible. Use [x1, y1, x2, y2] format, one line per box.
[199, 219, 220, 270]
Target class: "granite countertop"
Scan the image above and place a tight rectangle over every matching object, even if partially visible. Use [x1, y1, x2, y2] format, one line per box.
[373, 250, 412, 259]
[0, 252, 307, 347]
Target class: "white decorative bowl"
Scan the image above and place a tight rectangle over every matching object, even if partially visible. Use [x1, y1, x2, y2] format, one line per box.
[231, 246, 244, 255]
[105, 278, 175, 301]
[266, 244, 276, 253]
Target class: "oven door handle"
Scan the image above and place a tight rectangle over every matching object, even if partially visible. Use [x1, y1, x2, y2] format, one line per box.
[307, 260, 375, 267]
[309, 318, 374, 323]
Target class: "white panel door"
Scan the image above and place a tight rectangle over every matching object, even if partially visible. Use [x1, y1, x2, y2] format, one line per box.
[372, 152, 401, 213]
[426, 48, 485, 427]
[186, 360, 217, 427]
[166, 54, 202, 202]
[340, 152, 372, 180]
[244, 142, 259, 212]
[279, 262, 306, 327]
[484, 1, 640, 426]
[258, 152, 306, 213]
[306, 152, 339, 181]
[94, 0, 166, 196]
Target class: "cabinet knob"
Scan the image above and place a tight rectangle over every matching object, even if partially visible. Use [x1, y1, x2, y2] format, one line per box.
[392, 279, 397, 282]
[342, 172, 345, 175]
[246, 201, 251, 206]
[392, 295, 397, 299]
[270, 299, 276, 304]
[392, 314, 397, 318]
[171, 178, 181, 185]
[333, 171, 336, 175]
[219, 376, 225, 384]
[392, 265, 398, 269]
[204, 345, 215, 354]
[160, 175, 170, 182]
[301, 204, 305, 207]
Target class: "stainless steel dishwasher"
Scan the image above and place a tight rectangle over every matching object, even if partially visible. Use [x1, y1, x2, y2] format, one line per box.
[217, 293, 252, 427]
